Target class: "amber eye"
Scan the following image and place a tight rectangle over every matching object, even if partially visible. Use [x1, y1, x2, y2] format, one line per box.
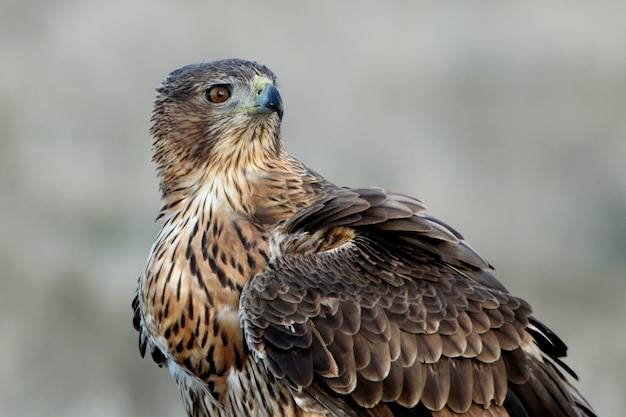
[205, 85, 231, 103]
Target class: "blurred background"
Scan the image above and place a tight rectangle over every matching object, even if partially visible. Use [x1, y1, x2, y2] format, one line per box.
[1, 1, 624, 416]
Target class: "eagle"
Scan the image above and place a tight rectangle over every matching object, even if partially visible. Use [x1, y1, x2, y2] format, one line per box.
[133, 58, 595, 417]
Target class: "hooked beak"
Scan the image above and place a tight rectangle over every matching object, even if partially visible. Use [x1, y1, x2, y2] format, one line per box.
[254, 78, 283, 120]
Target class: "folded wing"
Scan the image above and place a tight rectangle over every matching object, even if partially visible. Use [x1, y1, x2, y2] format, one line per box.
[241, 187, 594, 417]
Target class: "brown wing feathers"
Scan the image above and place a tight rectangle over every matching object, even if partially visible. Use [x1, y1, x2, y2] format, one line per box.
[242, 187, 591, 416]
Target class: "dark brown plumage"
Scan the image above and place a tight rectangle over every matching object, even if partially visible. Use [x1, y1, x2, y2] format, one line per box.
[133, 58, 596, 417]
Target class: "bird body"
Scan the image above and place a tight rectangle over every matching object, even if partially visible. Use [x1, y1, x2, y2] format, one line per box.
[133, 59, 595, 417]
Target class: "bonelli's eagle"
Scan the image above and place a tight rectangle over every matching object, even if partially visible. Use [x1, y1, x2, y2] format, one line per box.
[133, 59, 595, 417]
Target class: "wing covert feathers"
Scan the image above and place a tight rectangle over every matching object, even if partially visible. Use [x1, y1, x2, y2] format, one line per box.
[242, 186, 594, 416]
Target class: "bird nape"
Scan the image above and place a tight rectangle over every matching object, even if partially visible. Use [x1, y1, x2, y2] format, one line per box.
[132, 58, 596, 417]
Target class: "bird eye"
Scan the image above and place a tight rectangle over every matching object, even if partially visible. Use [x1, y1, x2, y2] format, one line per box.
[205, 85, 231, 103]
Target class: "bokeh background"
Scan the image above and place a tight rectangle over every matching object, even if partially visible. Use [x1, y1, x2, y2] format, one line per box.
[1, 1, 624, 416]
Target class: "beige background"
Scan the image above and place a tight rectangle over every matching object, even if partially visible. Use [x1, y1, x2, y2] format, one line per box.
[1, 1, 624, 416]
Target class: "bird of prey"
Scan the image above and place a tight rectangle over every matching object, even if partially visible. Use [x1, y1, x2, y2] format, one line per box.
[133, 58, 595, 417]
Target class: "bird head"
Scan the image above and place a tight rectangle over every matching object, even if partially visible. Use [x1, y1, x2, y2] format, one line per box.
[150, 59, 285, 197]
